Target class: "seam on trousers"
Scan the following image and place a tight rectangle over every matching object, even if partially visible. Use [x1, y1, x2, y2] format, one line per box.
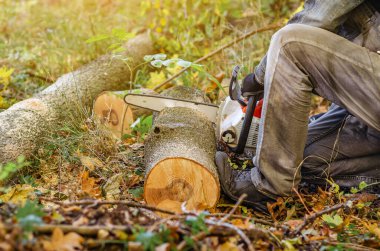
[280, 38, 375, 71]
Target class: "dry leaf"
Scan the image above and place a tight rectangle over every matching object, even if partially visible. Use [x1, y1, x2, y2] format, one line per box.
[284, 220, 304, 230]
[103, 173, 123, 200]
[79, 155, 103, 171]
[0, 184, 36, 204]
[80, 171, 101, 198]
[217, 241, 239, 251]
[72, 216, 89, 227]
[364, 222, 380, 239]
[230, 219, 250, 229]
[42, 228, 84, 251]
[155, 243, 170, 251]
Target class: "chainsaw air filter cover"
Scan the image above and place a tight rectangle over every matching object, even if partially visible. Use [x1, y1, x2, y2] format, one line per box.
[217, 97, 260, 152]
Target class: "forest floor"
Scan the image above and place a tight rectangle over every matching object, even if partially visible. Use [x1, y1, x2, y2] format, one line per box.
[1, 0, 380, 250]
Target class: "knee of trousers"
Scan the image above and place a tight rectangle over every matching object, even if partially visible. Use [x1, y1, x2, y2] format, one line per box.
[269, 24, 317, 53]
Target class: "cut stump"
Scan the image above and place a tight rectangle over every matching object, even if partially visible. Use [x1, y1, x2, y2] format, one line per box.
[144, 86, 220, 213]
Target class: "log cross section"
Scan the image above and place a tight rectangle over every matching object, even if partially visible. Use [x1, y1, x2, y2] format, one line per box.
[144, 86, 220, 213]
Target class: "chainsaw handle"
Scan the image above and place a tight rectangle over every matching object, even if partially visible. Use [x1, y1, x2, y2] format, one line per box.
[230, 95, 258, 154]
[229, 66, 247, 107]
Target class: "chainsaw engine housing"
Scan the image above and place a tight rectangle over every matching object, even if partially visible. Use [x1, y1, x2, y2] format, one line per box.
[217, 97, 260, 153]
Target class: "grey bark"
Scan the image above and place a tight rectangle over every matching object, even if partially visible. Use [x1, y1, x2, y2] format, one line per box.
[0, 33, 154, 162]
[144, 86, 218, 180]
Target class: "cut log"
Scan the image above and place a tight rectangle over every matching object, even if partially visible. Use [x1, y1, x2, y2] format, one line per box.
[0, 33, 154, 162]
[144, 86, 220, 213]
[93, 89, 155, 139]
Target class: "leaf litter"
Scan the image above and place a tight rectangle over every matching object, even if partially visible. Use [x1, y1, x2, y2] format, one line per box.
[0, 113, 379, 251]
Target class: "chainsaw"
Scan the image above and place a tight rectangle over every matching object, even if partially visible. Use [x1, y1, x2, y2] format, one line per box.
[124, 66, 263, 154]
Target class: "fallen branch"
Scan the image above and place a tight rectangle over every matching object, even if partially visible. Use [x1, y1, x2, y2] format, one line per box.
[40, 198, 178, 216]
[293, 200, 353, 235]
[208, 213, 274, 226]
[0, 33, 154, 162]
[177, 194, 255, 251]
[325, 241, 379, 251]
[218, 194, 247, 223]
[5, 224, 131, 236]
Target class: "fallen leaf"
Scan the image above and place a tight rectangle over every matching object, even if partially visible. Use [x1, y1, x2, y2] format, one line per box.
[217, 240, 239, 251]
[155, 243, 170, 251]
[230, 219, 250, 229]
[0, 184, 36, 204]
[42, 228, 84, 251]
[80, 171, 101, 198]
[78, 155, 103, 171]
[284, 220, 304, 231]
[72, 216, 89, 227]
[364, 222, 380, 239]
[103, 173, 122, 200]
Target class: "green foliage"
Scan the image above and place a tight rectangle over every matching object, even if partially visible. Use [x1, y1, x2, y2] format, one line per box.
[185, 213, 209, 235]
[322, 214, 343, 228]
[143, 53, 226, 94]
[124, 115, 153, 141]
[15, 200, 45, 232]
[0, 156, 29, 182]
[134, 225, 173, 251]
[320, 244, 347, 251]
[135, 231, 162, 251]
[86, 28, 135, 53]
[129, 187, 144, 199]
[350, 181, 368, 194]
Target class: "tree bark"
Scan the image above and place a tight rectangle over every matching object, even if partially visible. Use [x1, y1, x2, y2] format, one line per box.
[144, 86, 220, 213]
[0, 33, 154, 162]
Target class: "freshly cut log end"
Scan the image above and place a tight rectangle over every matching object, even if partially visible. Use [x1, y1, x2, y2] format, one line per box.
[93, 91, 134, 139]
[93, 89, 156, 139]
[144, 157, 220, 212]
[144, 86, 220, 213]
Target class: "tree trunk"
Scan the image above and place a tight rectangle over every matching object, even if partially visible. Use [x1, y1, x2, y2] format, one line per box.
[144, 86, 220, 213]
[0, 33, 154, 162]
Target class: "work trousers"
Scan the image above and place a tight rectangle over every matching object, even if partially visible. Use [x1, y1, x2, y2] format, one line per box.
[251, 24, 380, 198]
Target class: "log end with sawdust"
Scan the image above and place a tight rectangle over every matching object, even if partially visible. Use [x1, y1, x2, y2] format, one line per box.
[144, 86, 220, 213]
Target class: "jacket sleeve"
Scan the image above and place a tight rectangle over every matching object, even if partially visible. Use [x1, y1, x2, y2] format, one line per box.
[254, 0, 366, 85]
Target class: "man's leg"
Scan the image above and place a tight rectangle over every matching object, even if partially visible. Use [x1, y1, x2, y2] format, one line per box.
[302, 105, 380, 191]
[252, 24, 380, 198]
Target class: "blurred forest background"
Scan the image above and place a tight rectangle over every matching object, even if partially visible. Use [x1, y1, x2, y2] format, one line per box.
[0, 0, 301, 109]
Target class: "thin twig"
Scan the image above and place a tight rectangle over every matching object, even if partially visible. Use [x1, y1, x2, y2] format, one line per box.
[40, 198, 178, 216]
[153, 23, 282, 91]
[177, 194, 254, 251]
[218, 193, 247, 223]
[325, 241, 379, 251]
[5, 224, 130, 236]
[208, 213, 274, 226]
[292, 187, 311, 214]
[206, 220, 255, 251]
[293, 200, 353, 235]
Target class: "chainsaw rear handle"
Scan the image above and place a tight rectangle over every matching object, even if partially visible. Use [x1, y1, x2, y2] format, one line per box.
[230, 95, 259, 154]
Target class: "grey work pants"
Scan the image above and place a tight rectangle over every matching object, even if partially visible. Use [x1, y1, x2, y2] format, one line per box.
[251, 24, 380, 198]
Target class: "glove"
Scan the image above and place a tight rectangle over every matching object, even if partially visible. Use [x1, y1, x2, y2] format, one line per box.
[241, 73, 264, 98]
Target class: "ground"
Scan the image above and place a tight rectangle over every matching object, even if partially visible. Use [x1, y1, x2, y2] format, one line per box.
[0, 0, 379, 250]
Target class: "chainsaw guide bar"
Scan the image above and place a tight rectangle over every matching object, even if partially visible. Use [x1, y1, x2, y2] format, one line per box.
[124, 93, 219, 123]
